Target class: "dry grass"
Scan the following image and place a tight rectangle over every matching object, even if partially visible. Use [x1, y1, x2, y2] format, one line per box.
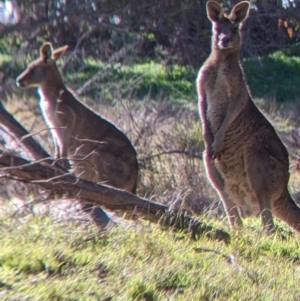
[2, 90, 221, 221]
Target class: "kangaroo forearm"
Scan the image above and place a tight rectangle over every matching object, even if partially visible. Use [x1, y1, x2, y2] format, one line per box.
[202, 126, 214, 147]
[199, 94, 213, 146]
[215, 98, 246, 143]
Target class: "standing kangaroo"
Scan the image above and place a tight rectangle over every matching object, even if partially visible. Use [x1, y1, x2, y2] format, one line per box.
[197, 1, 300, 233]
[16, 43, 139, 227]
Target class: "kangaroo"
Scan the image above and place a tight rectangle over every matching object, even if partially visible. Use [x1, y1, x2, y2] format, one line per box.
[16, 42, 139, 227]
[197, 1, 300, 233]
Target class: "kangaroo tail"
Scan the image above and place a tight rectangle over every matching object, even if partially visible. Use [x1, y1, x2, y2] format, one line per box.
[272, 189, 300, 232]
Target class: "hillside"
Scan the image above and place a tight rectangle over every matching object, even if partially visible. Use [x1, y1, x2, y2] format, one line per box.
[1, 50, 300, 300]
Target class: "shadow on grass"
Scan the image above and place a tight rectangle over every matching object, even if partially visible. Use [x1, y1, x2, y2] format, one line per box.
[243, 51, 300, 102]
[4, 49, 300, 104]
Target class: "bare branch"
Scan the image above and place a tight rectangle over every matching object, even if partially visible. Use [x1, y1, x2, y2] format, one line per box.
[140, 150, 202, 162]
[0, 150, 229, 243]
[76, 41, 140, 95]
[0, 102, 51, 162]
[0, 101, 229, 242]
[194, 247, 258, 284]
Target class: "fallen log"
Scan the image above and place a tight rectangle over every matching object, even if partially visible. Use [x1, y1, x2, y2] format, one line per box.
[0, 102, 230, 242]
[0, 151, 230, 242]
[0, 101, 53, 162]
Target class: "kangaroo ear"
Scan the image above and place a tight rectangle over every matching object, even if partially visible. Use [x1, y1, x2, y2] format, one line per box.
[230, 1, 250, 23]
[52, 45, 69, 61]
[40, 43, 53, 62]
[206, 1, 224, 22]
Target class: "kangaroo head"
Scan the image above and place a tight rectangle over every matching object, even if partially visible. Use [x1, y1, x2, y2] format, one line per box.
[16, 43, 69, 89]
[206, 1, 250, 51]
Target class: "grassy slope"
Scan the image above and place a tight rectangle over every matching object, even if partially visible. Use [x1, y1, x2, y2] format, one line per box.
[1, 214, 300, 301]
[2, 50, 300, 300]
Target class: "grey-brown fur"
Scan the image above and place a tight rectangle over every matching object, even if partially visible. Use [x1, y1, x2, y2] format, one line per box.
[16, 43, 138, 226]
[197, 1, 300, 232]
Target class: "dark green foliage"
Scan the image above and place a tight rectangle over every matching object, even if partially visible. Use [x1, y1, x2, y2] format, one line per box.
[243, 51, 300, 102]
[2, 0, 300, 69]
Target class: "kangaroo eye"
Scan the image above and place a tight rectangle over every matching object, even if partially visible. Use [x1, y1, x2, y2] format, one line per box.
[232, 26, 238, 33]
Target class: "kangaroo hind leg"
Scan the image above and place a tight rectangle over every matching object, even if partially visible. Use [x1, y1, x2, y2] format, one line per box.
[203, 150, 242, 228]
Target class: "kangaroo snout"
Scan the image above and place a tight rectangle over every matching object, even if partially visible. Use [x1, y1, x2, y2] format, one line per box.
[16, 72, 30, 88]
[16, 77, 25, 88]
[218, 35, 231, 49]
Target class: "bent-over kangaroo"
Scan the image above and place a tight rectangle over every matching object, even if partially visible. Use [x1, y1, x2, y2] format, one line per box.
[197, 1, 300, 233]
[16, 43, 138, 227]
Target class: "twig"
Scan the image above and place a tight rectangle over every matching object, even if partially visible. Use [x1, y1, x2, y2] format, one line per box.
[9, 28, 41, 67]
[194, 247, 258, 284]
[76, 41, 140, 95]
[60, 24, 102, 71]
[0, 150, 230, 243]
[140, 150, 202, 162]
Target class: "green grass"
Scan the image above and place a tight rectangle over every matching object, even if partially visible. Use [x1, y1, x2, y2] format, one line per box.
[1, 214, 300, 301]
[65, 58, 195, 102]
[243, 50, 300, 102]
[118, 62, 195, 101]
[66, 50, 300, 103]
[3, 48, 300, 104]
[0, 54, 11, 65]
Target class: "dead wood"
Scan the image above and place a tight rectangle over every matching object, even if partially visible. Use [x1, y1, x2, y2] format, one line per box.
[0, 103, 230, 243]
[0, 151, 229, 242]
[0, 102, 53, 162]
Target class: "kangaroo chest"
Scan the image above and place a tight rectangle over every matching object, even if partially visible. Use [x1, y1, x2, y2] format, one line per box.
[38, 89, 73, 150]
[38, 90, 61, 135]
[205, 67, 234, 134]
